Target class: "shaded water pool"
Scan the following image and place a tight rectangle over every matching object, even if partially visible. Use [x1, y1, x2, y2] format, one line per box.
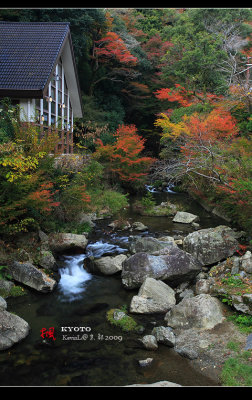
[0, 191, 225, 386]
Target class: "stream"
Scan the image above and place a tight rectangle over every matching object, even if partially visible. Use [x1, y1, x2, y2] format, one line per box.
[0, 189, 226, 386]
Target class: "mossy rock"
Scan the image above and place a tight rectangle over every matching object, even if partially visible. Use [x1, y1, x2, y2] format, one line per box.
[106, 308, 143, 333]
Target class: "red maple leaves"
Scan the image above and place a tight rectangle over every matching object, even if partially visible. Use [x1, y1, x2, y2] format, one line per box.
[95, 32, 138, 65]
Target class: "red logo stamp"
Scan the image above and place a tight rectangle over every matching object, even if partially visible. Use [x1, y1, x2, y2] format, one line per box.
[40, 327, 56, 341]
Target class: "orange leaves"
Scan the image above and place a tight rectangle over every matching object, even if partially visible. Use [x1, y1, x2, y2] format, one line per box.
[94, 124, 155, 183]
[95, 32, 138, 65]
[155, 107, 238, 145]
[154, 84, 193, 107]
[154, 84, 225, 109]
[27, 182, 60, 214]
[182, 108, 239, 143]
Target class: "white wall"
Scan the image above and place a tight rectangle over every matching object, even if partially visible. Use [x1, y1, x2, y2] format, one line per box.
[19, 98, 36, 122]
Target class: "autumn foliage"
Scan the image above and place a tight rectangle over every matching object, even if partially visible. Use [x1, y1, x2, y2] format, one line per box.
[95, 32, 138, 65]
[94, 124, 155, 184]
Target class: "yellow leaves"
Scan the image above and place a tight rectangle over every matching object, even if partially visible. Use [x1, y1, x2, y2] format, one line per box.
[0, 152, 42, 182]
[154, 113, 190, 140]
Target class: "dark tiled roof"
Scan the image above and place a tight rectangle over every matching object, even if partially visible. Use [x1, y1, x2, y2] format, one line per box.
[0, 21, 70, 94]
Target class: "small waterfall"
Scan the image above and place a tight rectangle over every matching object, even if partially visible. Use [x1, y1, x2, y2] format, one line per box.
[145, 184, 159, 193]
[58, 254, 92, 301]
[86, 240, 127, 258]
[58, 241, 127, 301]
[145, 183, 176, 194]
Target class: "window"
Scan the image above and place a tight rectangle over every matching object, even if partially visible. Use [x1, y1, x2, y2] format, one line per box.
[35, 58, 73, 132]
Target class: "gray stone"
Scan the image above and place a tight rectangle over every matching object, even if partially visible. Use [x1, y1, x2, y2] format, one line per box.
[130, 278, 176, 314]
[131, 222, 148, 231]
[78, 212, 96, 227]
[0, 279, 14, 294]
[173, 211, 199, 224]
[113, 310, 126, 321]
[140, 335, 158, 350]
[0, 309, 30, 350]
[138, 358, 153, 367]
[165, 294, 225, 331]
[183, 225, 239, 265]
[232, 295, 252, 315]
[121, 246, 201, 289]
[39, 250, 57, 270]
[244, 333, 252, 350]
[0, 296, 7, 310]
[241, 251, 252, 274]
[129, 236, 177, 255]
[178, 288, 194, 300]
[88, 254, 127, 275]
[9, 261, 57, 293]
[195, 279, 211, 295]
[49, 233, 88, 253]
[151, 326, 176, 347]
[175, 346, 199, 360]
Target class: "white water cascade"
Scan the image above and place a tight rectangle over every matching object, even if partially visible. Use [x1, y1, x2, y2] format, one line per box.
[58, 241, 127, 301]
[145, 183, 176, 194]
[58, 254, 92, 301]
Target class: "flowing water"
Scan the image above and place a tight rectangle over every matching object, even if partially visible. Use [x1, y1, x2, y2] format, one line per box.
[0, 189, 225, 386]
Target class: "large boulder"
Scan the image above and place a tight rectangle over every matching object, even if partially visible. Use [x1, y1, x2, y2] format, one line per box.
[128, 236, 177, 254]
[9, 261, 57, 293]
[85, 254, 128, 275]
[173, 211, 199, 224]
[49, 233, 88, 253]
[183, 225, 239, 265]
[0, 309, 30, 350]
[164, 294, 225, 331]
[130, 277, 176, 314]
[121, 247, 201, 289]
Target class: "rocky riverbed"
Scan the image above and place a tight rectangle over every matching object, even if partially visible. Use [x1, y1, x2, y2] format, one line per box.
[0, 191, 251, 386]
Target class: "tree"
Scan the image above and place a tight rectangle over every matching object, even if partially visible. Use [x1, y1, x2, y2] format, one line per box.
[154, 107, 239, 186]
[89, 31, 138, 95]
[93, 124, 155, 186]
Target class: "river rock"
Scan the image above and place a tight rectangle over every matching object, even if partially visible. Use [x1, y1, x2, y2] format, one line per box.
[0, 296, 7, 310]
[49, 233, 88, 253]
[0, 279, 14, 297]
[130, 277, 176, 314]
[140, 334, 158, 350]
[8, 261, 57, 292]
[131, 221, 148, 231]
[151, 326, 176, 347]
[0, 309, 30, 350]
[183, 225, 239, 265]
[195, 279, 211, 295]
[121, 247, 201, 289]
[39, 250, 57, 270]
[138, 358, 153, 367]
[173, 211, 199, 224]
[128, 236, 177, 255]
[240, 251, 252, 274]
[86, 254, 127, 275]
[164, 294, 225, 330]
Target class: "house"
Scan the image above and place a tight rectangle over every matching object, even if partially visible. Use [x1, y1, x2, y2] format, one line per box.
[0, 21, 83, 153]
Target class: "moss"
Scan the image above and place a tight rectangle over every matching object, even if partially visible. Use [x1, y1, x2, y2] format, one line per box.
[106, 308, 142, 333]
[0, 285, 27, 298]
